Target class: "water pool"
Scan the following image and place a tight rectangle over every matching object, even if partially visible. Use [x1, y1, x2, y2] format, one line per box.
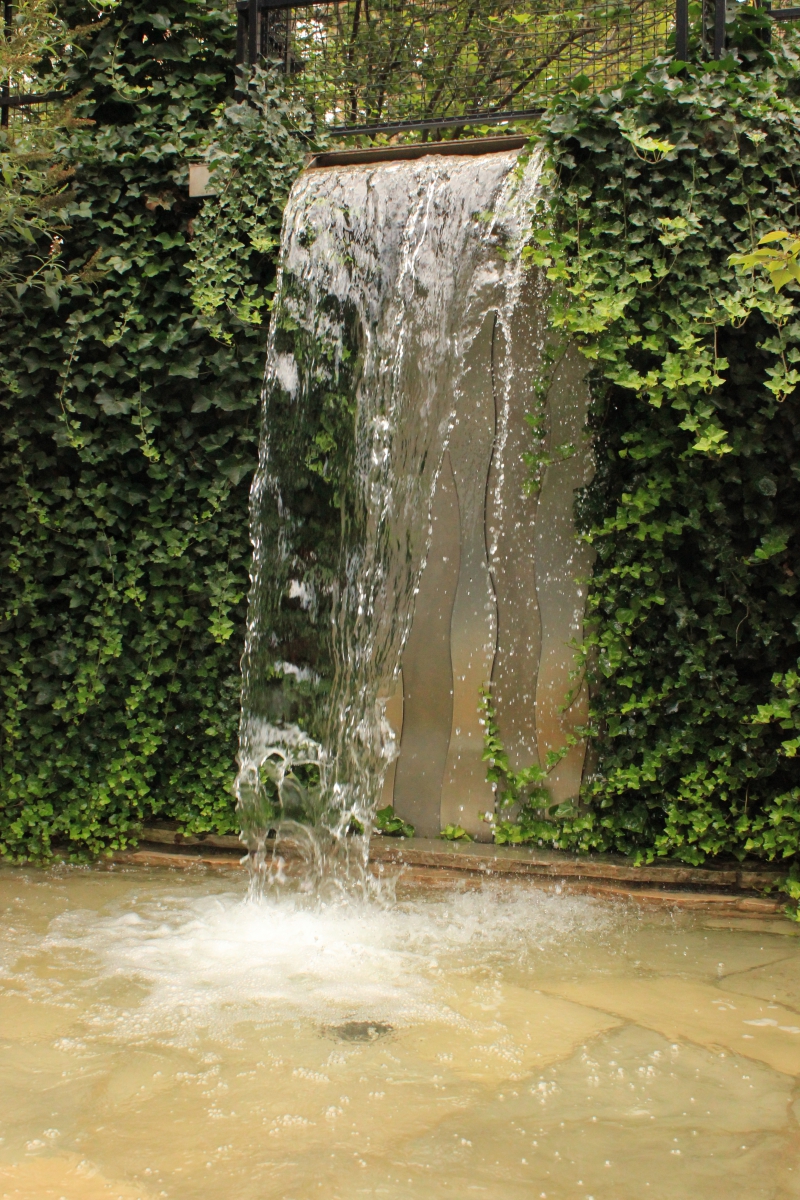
[0, 865, 798, 1200]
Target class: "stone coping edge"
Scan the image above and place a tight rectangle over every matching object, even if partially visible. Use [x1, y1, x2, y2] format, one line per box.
[306, 135, 528, 169]
[115, 829, 789, 914]
[111, 847, 785, 916]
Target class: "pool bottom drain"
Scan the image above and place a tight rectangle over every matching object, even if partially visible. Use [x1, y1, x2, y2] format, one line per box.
[324, 1020, 394, 1043]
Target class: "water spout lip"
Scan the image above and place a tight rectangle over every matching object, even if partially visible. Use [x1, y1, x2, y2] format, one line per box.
[306, 135, 529, 172]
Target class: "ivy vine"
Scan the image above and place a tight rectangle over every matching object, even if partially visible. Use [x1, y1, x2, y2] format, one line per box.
[0, 0, 303, 862]
[491, 16, 800, 866]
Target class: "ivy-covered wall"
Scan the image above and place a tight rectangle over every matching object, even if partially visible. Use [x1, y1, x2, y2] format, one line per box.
[3, 4, 800, 871]
[499, 17, 800, 866]
[0, 0, 304, 861]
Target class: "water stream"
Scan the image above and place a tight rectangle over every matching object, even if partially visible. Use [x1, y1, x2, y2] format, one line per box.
[235, 148, 549, 886]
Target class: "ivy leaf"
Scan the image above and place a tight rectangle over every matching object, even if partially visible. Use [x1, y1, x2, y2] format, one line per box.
[217, 455, 257, 485]
[751, 530, 791, 563]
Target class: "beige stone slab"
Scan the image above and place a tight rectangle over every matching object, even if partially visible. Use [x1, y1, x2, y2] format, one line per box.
[738, 868, 790, 890]
[531, 921, 796, 985]
[111, 839, 790, 921]
[486, 277, 543, 779]
[392, 451, 461, 838]
[703, 917, 800, 937]
[407, 982, 621, 1085]
[569, 883, 782, 914]
[532, 342, 595, 806]
[440, 312, 498, 840]
[721, 954, 800, 1012]
[112, 849, 241, 870]
[133, 828, 792, 891]
[112, 848, 787, 914]
[368, 837, 748, 886]
[541, 976, 800, 1076]
[383, 867, 785, 912]
[0, 1154, 150, 1200]
[0, 995, 78, 1042]
[139, 827, 242, 850]
[404, 1023, 799, 1200]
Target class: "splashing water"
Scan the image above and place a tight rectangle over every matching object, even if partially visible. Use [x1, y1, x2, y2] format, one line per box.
[3, 866, 797, 1200]
[35, 879, 613, 1042]
[235, 148, 544, 888]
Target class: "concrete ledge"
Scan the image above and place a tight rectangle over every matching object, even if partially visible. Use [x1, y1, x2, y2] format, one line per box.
[109, 829, 788, 916]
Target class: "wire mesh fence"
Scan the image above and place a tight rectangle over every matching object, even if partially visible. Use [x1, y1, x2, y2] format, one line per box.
[0, 84, 64, 130]
[241, 0, 676, 134]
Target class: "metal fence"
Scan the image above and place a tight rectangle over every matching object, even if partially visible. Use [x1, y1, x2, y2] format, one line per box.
[2, 0, 800, 136]
[0, 86, 65, 130]
[237, 0, 675, 134]
[702, 0, 800, 61]
[234, 0, 800, 136]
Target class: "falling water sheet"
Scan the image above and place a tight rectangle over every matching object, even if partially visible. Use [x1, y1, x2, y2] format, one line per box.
[236, 149, 548, 863]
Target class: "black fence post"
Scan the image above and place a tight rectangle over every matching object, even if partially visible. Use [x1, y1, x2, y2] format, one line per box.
[713, 0, 726, 57]
[248, 0, 259, 64]
[1, 0, 12, 130]
[675, 0, 689, 58]
[236, 0, 247, 65]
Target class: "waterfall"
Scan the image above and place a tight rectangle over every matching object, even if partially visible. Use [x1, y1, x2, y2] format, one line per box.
[234, 146, 592, 889]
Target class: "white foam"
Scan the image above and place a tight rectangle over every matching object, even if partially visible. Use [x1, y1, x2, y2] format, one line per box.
[39, 883, 614, 1042]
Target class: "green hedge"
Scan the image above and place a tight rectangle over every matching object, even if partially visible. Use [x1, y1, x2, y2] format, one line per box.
[0, 0, 304, 861]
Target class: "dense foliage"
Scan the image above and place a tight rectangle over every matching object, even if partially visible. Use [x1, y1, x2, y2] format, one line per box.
[493, 17, 800, 865]
[0, 0, 99, 294]
[0, 0, 307, 861]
